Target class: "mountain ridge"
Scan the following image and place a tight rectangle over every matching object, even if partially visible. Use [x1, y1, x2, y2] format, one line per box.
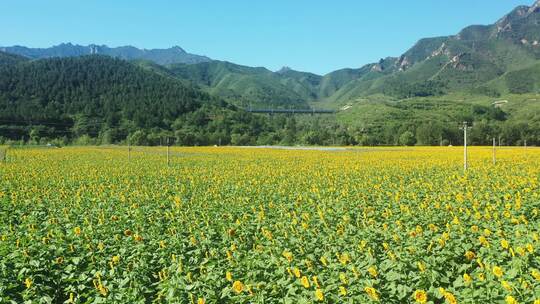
[0, 52, 281, 145]
[143, 0, 540, 106]
[317, 0, 540, 103]
[0, 43, 212, 65]
[2, 0, 538, 107]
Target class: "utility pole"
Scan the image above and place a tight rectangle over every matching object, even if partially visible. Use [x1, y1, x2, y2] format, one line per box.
[492, 137, 496, 165]
[166, 137, 170, 166]
[461, 122, 469, 172]
[128, 139, 131, 162]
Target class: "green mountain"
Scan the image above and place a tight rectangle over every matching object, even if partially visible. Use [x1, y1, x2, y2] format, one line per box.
[162, 0, 540, 108]
[4, 1, 538, 110]
[164, 61, 385, 108]
[0, 53, 272, 145]
[0, 51, 27, 66]
[477, 61, 540, 95]
[306, 0, 540, 146]
[323, 0, 540, 102]
[165, 61, 321, 109]
[0, 52, 359, 147]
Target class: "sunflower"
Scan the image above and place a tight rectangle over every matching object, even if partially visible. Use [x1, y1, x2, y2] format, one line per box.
[364, 286, 379, 301]
[464, 250, 475, 261]
[414, 290, 427, 303]
[505, 295, 518, 304]
[315, 289, 324, 301]
[368, 266, 378, 278]
[232, 280, 244, 294]
[493, 266, 503, 278]
[300, 276, 310, 288]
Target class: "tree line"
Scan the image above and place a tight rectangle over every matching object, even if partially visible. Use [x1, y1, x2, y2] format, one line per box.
[2, 115, 538, 147]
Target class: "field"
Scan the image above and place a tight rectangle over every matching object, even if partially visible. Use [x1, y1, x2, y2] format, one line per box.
[0, 146, 539, 303]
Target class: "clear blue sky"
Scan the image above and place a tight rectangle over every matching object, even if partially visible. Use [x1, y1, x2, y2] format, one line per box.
[1, 0, 532, 74]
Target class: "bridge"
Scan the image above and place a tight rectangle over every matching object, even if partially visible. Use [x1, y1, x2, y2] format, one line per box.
[246, 108, 336, 115]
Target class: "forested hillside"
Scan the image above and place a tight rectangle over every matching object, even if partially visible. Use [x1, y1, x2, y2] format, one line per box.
[0, 54, 273, 145]
[0, 53, 356, 146]
[1, 51, 539, 146]
[166, 61, 318, 109]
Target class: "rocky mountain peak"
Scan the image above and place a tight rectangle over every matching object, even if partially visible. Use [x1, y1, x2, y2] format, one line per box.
[172, 45, 186, 53]
[530, 0, 540, 13]
[276, 66, 292, 74]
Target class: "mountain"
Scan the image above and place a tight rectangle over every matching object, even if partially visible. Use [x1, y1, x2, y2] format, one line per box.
[2, 1, 539, 109]
[0, 51, 27, 66]
[0, 43, 211, 65]
[481, 61, 540, 94]
[321, 0, 540, 103]
[166, 61, 321, 108]
[0, 43, 325, 109]
[163, 1, 540, 107]
[0, 53, 273, 145]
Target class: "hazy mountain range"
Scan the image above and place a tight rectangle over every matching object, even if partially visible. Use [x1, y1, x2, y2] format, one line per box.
[0, 43, 211, 65]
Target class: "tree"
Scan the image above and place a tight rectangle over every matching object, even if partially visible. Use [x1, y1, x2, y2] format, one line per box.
[129, 130, 147, 146]
[399, 131, 416, 146]
[416, 123, 442, 146]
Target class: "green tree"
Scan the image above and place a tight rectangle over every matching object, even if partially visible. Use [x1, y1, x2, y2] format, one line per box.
[399, 131, 416, 146]
[129, 130, 148, 146]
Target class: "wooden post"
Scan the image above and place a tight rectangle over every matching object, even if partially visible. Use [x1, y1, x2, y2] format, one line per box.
[462, 122, 468, 172]
[167, 137, 170, 166]
[492, 137, 496, 165]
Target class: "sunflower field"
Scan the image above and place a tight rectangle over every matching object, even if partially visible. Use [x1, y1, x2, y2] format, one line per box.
[0, 146, 539, 303]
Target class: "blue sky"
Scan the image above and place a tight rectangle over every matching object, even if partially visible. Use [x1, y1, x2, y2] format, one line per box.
[1, 0, 532, 74]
